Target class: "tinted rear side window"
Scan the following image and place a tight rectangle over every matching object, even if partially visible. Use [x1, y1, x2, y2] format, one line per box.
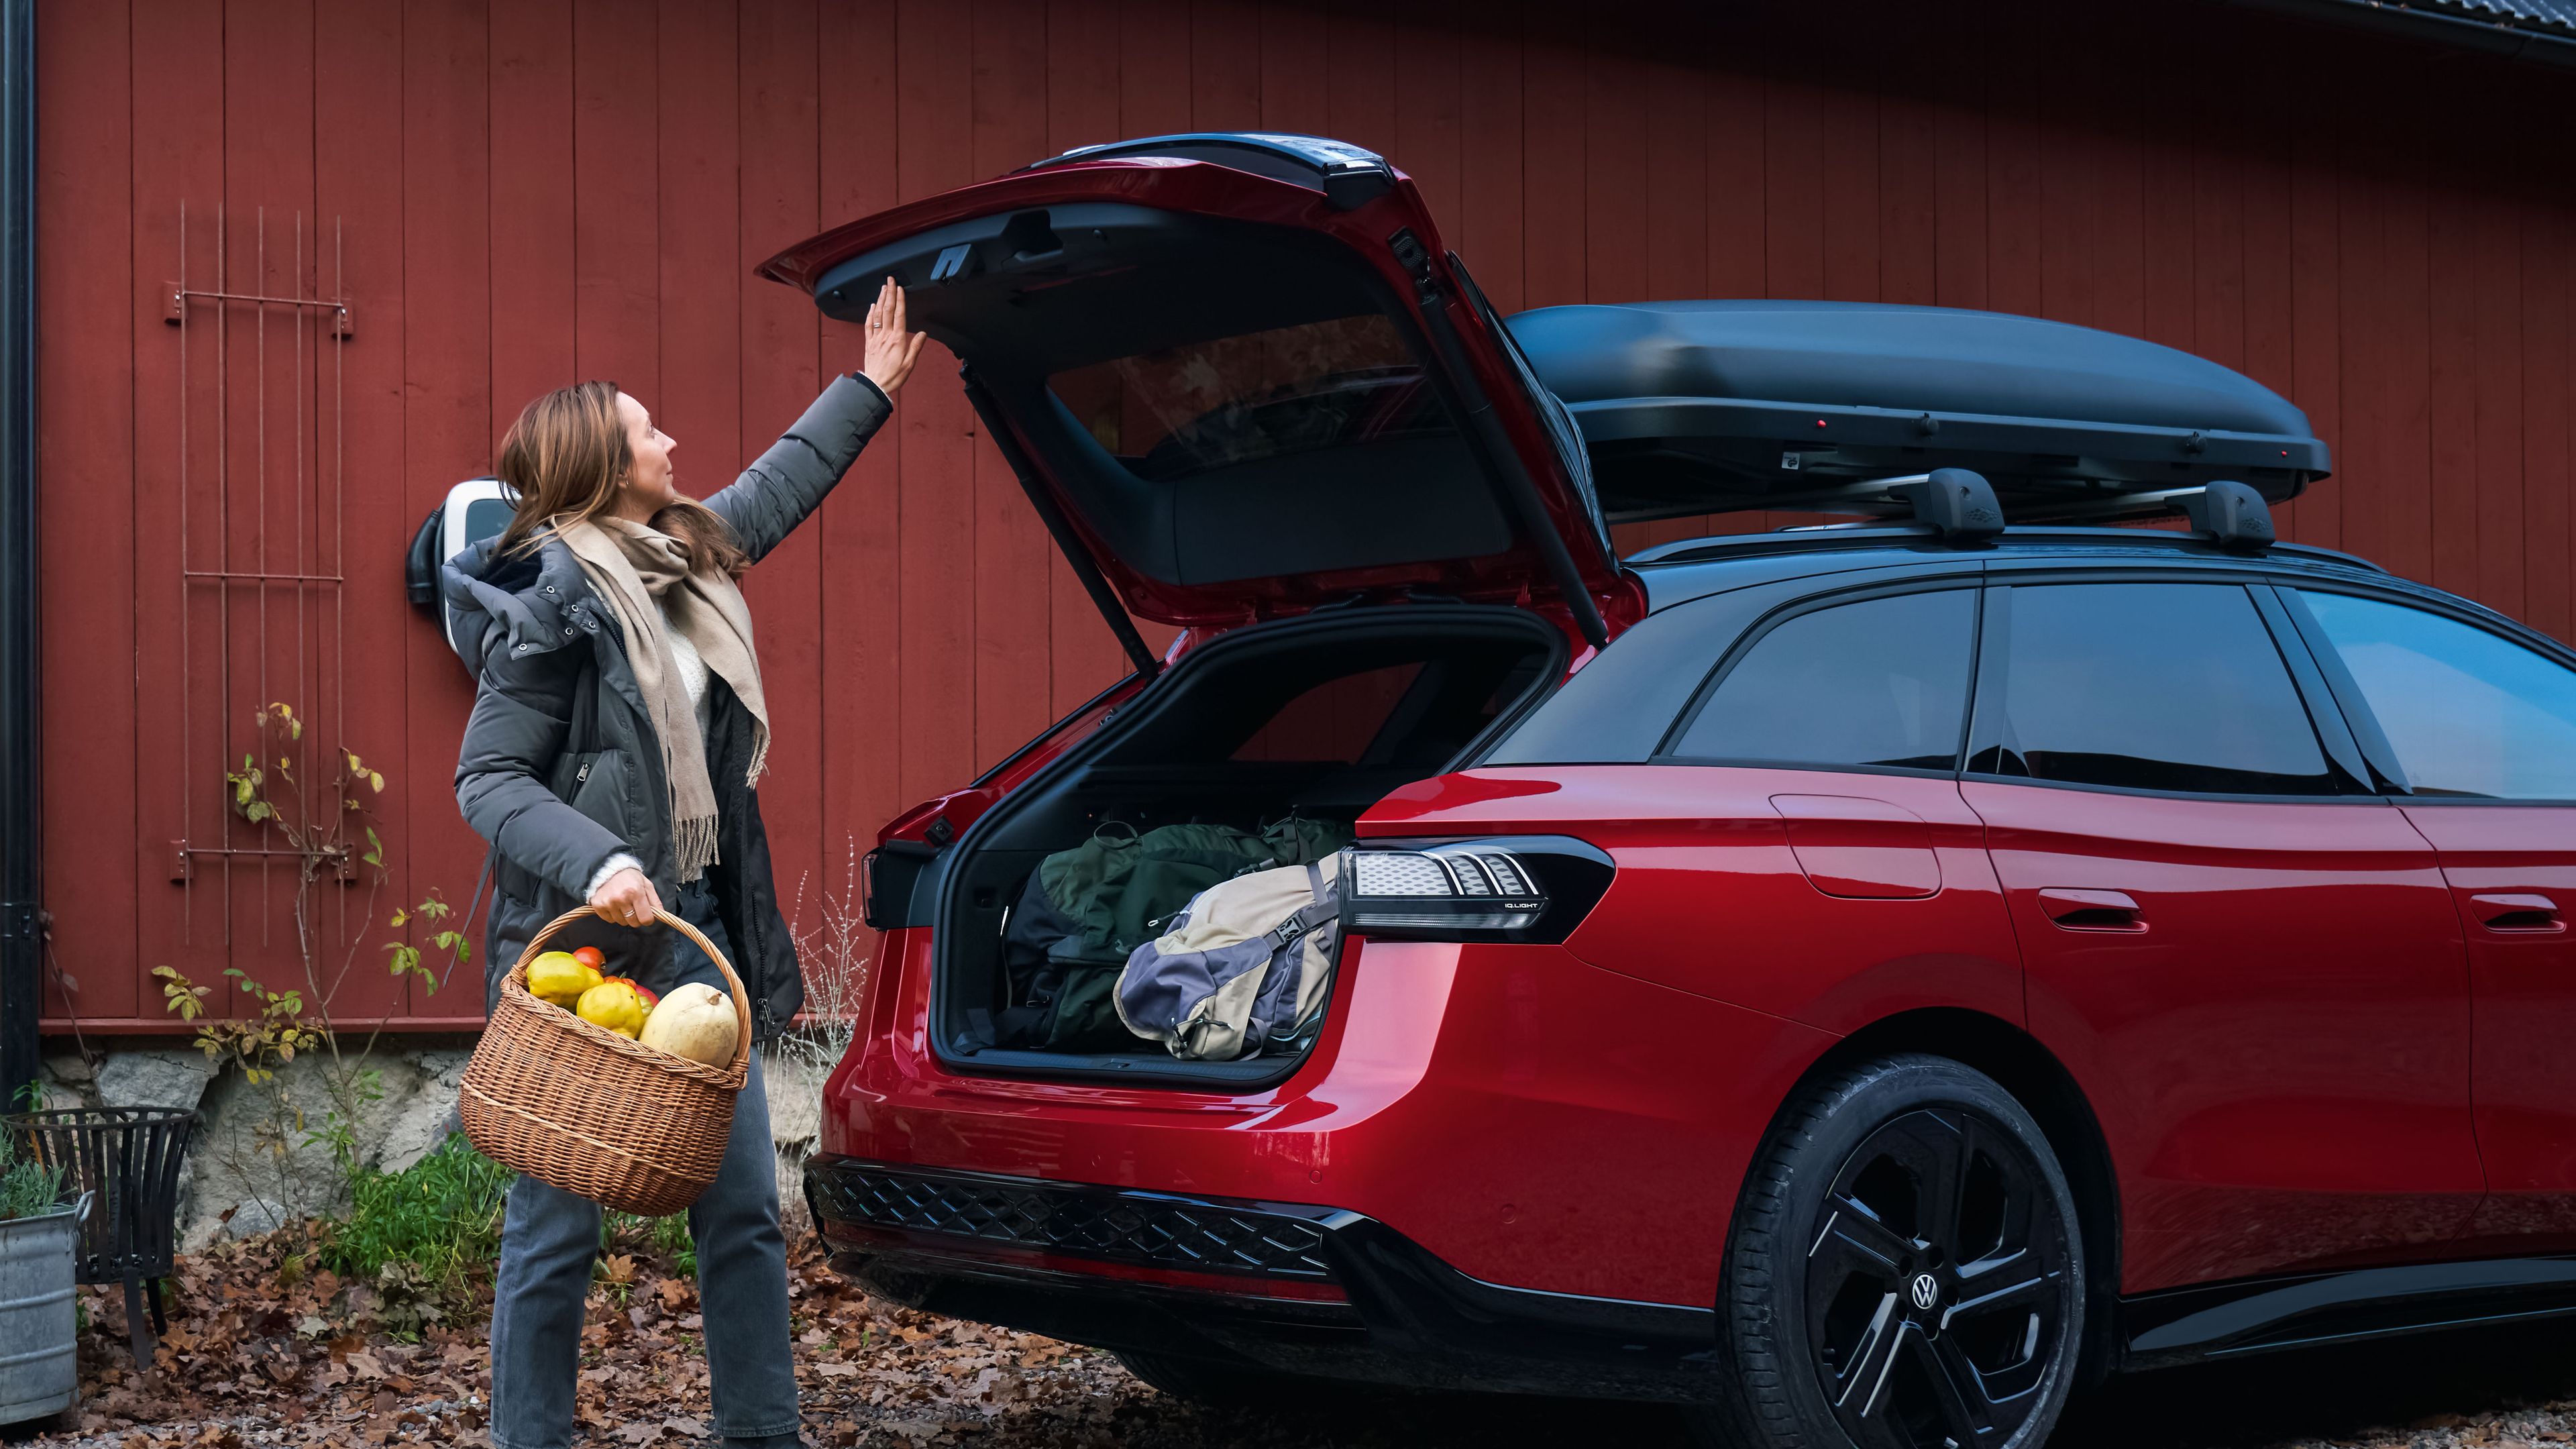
[1976, 583, 2340, 795]
[2299, 590, 2576, 800]
[1668, 590, 1976, 771]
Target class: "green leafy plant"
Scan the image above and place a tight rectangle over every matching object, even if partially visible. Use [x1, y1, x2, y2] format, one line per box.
[151, 966, 323, 1087]
[317, 1134, 511, 1304]
[0, 1134, 69, 1222]
[186, 702, 470, 1065]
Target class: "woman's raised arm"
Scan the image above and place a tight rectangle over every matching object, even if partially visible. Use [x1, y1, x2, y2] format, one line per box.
[706, 277, 924, 564]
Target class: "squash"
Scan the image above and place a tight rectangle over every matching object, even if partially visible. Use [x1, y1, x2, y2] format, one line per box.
[637, 982, 738, 1067]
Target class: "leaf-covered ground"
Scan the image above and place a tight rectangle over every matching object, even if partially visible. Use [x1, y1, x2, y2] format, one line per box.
[23, 1228, 2576, 1449]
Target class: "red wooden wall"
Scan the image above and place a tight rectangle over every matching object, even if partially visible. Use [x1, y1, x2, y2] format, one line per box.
[34, 0, 2576, 1032]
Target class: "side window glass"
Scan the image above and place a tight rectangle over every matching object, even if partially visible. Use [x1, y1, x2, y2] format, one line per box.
[1669, 590, 1976, 771]
[1980, 583, 2339, 795]
[2299, 591, 2576, 800]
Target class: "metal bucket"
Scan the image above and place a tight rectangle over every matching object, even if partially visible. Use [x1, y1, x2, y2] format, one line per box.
[0, 1193, 91, 1426]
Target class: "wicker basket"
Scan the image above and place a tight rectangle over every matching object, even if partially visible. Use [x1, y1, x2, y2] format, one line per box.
[460, 904, 752, 1216]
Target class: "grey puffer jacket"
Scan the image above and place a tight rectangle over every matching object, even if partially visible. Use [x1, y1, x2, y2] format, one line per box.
[445, 374, 892, 1039]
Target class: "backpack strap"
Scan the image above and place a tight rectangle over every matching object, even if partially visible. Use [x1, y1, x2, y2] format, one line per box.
[1268, 860, 1336, 950]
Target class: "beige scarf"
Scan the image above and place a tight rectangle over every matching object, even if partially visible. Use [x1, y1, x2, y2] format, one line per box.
[557, 515, 769, 883]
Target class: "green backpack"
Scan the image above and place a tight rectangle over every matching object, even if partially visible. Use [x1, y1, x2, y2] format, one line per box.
[997, 818, 1350, 1053]
[1041, 817, 1351, 963]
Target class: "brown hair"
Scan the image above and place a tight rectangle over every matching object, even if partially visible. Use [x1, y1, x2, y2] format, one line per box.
[492, 380, 747, 578]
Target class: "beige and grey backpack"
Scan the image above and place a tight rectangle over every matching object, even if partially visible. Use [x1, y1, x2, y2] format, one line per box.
[1113, 855, 1342, 1062]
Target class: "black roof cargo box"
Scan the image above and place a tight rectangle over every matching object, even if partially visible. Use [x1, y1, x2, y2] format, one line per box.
[1507, 300, 2329, 525]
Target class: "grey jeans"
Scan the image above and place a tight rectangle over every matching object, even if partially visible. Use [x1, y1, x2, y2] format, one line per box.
[490, 881, 799, 1449]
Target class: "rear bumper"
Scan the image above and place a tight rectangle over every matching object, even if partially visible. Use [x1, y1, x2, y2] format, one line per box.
[804, 1155, 1722, 1401]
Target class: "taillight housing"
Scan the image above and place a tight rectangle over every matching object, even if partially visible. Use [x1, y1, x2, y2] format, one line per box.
[1342, 836, 1613, 943]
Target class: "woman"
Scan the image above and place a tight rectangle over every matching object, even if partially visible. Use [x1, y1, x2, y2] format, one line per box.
[446, 278, 925, 1449]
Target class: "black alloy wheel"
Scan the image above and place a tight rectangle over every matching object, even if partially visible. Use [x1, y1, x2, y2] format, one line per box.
[1695, 1055, 2085, 1449]
[1807, 1108, 2073, 1447]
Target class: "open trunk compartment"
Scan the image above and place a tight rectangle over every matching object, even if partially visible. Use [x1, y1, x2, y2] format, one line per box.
[926, 606, 1568, 1086]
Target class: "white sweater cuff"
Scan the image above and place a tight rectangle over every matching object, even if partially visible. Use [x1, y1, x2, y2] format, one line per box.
[583, 853, 645, 902]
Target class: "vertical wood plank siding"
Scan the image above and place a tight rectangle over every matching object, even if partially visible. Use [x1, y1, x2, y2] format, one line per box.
[34, 0, 2576, 1030]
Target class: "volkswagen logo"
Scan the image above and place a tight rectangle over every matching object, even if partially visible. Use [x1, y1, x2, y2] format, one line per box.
[1909, 1273, 1939, 1311]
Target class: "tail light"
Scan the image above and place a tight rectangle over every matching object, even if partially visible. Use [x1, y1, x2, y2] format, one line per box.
[1342, 836, 1613, 943]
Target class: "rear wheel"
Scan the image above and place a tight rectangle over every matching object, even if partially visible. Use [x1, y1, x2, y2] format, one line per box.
[1691, 1055, 2085, 1449]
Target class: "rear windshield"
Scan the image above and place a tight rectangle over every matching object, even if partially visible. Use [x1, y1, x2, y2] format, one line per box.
[1049, 313, 1452, 482]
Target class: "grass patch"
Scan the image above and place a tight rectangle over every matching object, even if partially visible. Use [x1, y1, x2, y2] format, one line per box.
[317, 1134, 513, 1297]
[313, 1134, 700, 1312]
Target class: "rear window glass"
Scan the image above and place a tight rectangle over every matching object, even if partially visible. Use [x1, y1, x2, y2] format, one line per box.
[1668, 590, 1976, 771]
[1051, 314, 1450, 481]
[2300, 591, 2576, 800]
[1980, 584, 2340, 795]
[1233, 663, 1428, 764]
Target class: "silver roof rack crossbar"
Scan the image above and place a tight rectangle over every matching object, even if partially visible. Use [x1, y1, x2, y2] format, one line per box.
[2041, 480, 2275, 552]
[1749, 467, 2006, 543]
[1625, 475, 2294, 567]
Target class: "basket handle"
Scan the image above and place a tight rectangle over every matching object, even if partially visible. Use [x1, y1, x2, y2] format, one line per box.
[513, 904, 754, 1079]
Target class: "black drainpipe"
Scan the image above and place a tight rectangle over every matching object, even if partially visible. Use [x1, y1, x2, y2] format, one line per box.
[0, 0, 39, 1106]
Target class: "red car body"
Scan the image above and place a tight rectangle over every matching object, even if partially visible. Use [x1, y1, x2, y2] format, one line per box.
[762, 134, 2576, 1426]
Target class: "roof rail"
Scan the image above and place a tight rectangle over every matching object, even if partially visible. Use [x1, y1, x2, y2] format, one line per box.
[1625, 527, 2385, 572]
[1626, 476, 2383, 572]
[1629, 474, 2273, 559]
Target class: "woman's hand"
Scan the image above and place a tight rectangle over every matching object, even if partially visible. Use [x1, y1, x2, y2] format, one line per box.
[859, 275, 928, 396]
[589, 867, 662, 928]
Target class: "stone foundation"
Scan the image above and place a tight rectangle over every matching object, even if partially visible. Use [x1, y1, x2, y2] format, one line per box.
[38, 1039, 828, 1250]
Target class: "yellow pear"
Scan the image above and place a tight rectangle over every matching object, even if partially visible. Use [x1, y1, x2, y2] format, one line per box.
[527, 951, 602, 1009]
[575, 979, 648, 1038]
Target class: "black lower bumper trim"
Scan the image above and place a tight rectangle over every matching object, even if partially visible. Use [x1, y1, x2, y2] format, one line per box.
[804, 1155, 1720, 1401]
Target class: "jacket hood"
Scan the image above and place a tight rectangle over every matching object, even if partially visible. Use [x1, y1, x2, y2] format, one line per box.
[442, 533, 610, 668]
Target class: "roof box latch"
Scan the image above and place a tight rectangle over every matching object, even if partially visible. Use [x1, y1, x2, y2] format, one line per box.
[1886, 468, 2004, 542]
[2176, 479, 2275, 552]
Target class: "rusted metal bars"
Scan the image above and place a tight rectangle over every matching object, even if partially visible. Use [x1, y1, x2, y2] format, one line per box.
[168, 205, 351, 958]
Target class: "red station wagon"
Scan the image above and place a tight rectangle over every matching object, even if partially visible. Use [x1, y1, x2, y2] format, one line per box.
[758, 135, 2576, 1448]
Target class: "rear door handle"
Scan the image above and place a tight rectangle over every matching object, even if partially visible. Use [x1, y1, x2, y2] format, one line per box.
[2038, 888, 2146, 932]
[2472, 892, 2565, 933]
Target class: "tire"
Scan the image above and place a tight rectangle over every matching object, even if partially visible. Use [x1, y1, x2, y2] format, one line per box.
[1688, 1054, 2086, 1449]
[1115, 1349, 1318, 1407]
